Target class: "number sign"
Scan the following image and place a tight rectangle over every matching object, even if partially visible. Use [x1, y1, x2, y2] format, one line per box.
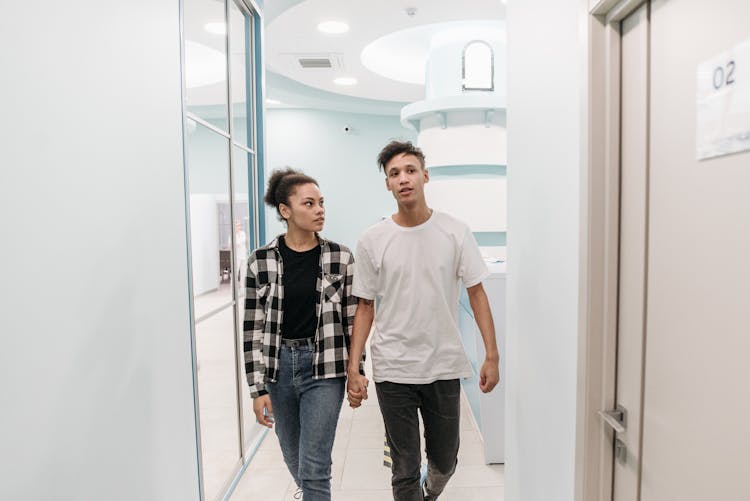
[696, 39, 750, 160]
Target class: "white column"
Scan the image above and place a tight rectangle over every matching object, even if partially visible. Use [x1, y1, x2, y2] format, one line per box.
[401, 24, 507, 253]
[504, 0, 587, 500]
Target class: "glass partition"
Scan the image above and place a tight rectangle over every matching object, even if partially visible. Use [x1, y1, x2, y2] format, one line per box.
[229, 0, 255, 149]
[184, 0, 229, 127]
[187, 120, 233, 314]
[194, 307, 242, 499]
[231, 145, 265, 453]
[186, 119, 240, 500]
[182, 1, 263, 498]
[231, 146, 252, 292]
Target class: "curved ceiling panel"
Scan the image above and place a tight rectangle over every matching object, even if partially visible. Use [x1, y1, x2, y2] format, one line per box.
[265, 0, 505, 103]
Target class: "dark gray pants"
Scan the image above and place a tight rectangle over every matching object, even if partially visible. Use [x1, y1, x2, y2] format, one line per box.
[376, 380, 461, 501]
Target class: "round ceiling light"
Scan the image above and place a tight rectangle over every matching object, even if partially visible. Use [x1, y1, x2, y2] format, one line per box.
[265, 98, 281, 105]
[333, 77, 357, 86]
[317, 21, 349, 34]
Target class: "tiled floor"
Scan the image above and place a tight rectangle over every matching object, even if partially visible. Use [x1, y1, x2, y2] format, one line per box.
[231, 353, 504, 500]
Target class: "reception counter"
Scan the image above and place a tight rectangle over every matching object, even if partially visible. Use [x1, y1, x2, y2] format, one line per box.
[458, 261, 506, 463]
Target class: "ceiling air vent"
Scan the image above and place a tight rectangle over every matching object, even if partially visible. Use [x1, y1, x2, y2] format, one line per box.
[283, 53, 343, 71]
[298, 57, 333, 69]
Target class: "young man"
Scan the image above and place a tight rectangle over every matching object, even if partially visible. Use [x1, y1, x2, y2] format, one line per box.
[346, 141, 500, 501]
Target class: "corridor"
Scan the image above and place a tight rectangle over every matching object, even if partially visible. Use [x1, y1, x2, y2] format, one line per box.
[231, 361, 505, 500]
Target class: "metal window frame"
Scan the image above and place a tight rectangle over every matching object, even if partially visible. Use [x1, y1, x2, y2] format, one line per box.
[180, 0, 266, 499]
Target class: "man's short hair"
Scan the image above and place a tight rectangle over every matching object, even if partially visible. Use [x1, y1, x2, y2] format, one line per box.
[377, 140, 426, 172]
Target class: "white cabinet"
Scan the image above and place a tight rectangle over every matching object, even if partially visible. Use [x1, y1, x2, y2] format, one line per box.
[458, 263, 506, 463]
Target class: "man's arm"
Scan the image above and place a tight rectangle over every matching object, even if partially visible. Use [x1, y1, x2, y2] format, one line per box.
[346, 297, 374, 407]
[466, 282, 500, 393]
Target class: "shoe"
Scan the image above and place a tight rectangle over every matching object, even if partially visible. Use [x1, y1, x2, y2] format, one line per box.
[293, 486, 303, 499]
[420, 464, 439, 500]
[422, 488, 438, 501]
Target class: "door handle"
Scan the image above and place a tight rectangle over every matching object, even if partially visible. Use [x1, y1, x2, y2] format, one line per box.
[598, 405, 627, 433]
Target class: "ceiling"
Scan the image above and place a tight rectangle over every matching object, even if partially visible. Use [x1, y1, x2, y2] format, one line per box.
[264, 0, 506, 113]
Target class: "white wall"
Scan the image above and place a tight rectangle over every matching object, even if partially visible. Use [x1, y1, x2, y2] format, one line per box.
[264, 109, 416, 250]
[0, 2, 200, 499]
[505, 1, 587, 500]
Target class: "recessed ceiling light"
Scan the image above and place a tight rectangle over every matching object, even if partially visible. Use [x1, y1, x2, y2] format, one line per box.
[204, 22, 226, 35]
[333, 77, 357, 86]
[317, 21, 349, 35]
[265, 98, 281, 105]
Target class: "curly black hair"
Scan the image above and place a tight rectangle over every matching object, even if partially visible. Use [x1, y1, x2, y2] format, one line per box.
[264, 167, 318, 222]
[376, 140, 426, 172]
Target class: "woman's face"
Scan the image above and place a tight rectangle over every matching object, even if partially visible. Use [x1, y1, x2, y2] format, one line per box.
[280, 182, 325, 233]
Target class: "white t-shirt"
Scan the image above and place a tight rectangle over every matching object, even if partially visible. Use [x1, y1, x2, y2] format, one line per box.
[352, 210, 489, 384]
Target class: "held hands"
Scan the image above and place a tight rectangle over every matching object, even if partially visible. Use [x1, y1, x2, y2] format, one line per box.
[253, 394, 274, 428]
[479, 357, 500, 393]
[346, 371, 369, 408]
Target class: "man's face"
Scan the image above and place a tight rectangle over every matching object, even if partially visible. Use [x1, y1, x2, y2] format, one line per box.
[384, 153, 429, 205]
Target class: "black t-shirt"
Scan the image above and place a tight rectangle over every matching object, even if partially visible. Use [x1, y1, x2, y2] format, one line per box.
[278, 236, 321, 340]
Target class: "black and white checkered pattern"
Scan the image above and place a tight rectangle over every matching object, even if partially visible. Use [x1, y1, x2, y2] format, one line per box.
[243, 235, 362, 398]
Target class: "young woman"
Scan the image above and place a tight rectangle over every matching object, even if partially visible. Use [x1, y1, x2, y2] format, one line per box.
[244, 168, 360, 501]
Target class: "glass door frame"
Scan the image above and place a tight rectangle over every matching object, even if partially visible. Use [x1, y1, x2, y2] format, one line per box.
[180, 0, 266, 498]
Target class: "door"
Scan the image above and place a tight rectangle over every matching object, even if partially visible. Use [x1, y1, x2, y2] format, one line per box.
[641, 0, 750, 498]
[610, 3, 649, 499]
[608, 0, 750, 499]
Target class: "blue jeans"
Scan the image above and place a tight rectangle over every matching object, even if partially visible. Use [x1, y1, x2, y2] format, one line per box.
[267, 344, 345, 501]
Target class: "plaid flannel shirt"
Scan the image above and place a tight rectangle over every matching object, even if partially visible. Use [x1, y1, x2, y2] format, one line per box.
[243, 235, 363, 398]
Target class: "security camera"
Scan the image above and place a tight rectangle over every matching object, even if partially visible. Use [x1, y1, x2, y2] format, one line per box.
[343, 125, 353, 134]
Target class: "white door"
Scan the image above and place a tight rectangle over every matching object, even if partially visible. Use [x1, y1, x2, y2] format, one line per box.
[611, 3, 649, 499]
[610, 0, 750, 499]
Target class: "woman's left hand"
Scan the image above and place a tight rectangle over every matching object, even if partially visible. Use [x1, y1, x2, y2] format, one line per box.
[253, 394, 274, 427]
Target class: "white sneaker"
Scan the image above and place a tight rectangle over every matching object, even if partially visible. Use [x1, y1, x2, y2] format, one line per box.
[293, 486, 303, 499]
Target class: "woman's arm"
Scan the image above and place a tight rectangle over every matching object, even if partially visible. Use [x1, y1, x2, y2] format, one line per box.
[243, 256, 268, 398]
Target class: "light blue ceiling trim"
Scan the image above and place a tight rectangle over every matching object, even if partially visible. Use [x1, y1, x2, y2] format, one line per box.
[428, 164, 506, 177]
[266, 71, 409, 116]
[437, 111, 447, 129]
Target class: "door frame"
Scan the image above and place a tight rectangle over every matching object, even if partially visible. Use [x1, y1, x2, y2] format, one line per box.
[575, 1, 648, 500]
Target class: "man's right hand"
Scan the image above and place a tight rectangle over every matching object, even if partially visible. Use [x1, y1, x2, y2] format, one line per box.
[346, 371, 369, 408]
[253, 394, 274, 428]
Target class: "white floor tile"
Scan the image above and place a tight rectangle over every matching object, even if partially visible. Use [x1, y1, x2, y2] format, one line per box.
[447, 463, 505, 488]
[438, 486, 505, 501]
[230, 336, 505, 500]
[332, 489, 394, 501]
[339, 448, 393, 491]
[231, 465, 294, 500]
